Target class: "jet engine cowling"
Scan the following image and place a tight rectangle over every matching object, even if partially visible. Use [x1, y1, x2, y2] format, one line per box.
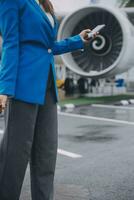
[58, 5, 134, 78]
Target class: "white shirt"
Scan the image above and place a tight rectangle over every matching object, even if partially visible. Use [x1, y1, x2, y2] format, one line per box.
[35, 0, 55, 28]
[45, 12, 55, 28]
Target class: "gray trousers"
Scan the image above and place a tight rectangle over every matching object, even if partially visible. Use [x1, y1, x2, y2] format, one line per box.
[0, 66, 58, 200]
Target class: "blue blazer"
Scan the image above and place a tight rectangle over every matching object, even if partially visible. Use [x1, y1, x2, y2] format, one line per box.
[0, 0, 84, 105]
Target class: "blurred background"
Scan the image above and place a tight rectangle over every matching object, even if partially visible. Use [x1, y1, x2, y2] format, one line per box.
[50, 0, 134, 105]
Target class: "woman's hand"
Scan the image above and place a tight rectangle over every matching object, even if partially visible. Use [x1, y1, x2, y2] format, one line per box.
[79, 29, 98, 43]
[0, 95, 8, 113]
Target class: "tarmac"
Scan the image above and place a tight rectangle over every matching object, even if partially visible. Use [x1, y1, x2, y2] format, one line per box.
[0, 103, 134, 200]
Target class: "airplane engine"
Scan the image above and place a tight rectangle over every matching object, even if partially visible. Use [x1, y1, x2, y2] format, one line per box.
[58, 5, 134, 78]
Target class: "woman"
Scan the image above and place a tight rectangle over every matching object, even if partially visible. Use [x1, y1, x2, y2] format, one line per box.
[0, 0, 97, 199]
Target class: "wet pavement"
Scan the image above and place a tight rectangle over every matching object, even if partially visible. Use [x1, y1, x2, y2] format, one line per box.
[0, 104, 134, 199]
[67, 104, 134, 122]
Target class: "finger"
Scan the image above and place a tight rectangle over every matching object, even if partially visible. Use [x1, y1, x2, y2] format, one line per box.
[95, 32, 99, 36]
[93, 35, 96, 39]
[93, 33, 98, 38]
[84, 34, 90, 39]
[85, 31, 91, 38]
[1, 105, 6, 112]
[2, 100, 7, 109]
[85, 29, 91, 33]
[1, 106, 6, 113]
[83, 29, 91, 34]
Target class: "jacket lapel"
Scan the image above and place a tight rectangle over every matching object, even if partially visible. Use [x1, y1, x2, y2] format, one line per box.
[52, 14, 59, 36]
[30, 0, 57, 32]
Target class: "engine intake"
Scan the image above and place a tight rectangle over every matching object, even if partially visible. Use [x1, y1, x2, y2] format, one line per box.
[58, 5, 134, 78]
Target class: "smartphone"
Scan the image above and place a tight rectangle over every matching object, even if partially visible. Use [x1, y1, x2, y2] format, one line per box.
[88, 24, 106, 38]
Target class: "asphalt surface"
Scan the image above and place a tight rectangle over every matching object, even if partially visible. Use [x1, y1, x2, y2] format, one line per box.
[0, 104, 134, 200]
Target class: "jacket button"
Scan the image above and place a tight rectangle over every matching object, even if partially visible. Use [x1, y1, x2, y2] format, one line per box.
[48, 48, 52, 53]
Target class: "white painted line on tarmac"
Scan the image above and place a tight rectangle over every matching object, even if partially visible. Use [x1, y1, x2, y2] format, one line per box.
[91, 104, 134, 110]
[59, 112, 134, 126]
[58, 149, 82, 158]
[0, 129, 3, 135]
[0, 129, 82, 159]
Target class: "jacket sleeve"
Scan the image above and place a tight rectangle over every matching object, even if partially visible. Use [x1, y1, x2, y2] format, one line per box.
[52, 34, 84, 56]
[0, 0, 19, 97]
